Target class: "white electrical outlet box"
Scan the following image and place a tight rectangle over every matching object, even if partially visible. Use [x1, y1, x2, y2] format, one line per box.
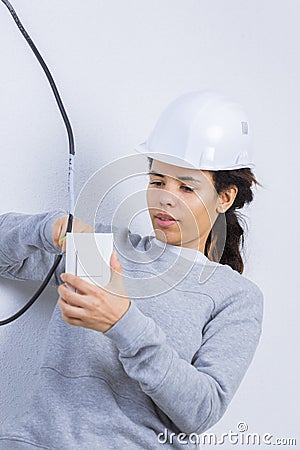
[65, 233, 114, 293]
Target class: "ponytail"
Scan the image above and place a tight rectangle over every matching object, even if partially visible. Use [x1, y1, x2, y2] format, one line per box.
[205, 168, 263, 274]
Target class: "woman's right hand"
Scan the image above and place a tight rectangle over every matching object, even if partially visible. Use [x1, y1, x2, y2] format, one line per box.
[52, 216, 94, 253]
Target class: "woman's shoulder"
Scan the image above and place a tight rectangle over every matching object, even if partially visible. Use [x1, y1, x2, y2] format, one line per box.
[216, 262, 263, 296]
[209, 262, 264, 316]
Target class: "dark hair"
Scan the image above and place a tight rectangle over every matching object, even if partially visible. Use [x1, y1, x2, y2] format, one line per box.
[147, 157, 262, 274]
[206, 169, 262, 274]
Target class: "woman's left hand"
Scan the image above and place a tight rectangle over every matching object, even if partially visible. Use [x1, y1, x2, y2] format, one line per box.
[57, 251, 131, 333]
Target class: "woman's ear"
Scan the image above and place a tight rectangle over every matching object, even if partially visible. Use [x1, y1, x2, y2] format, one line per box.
[216, 185, 238, 213]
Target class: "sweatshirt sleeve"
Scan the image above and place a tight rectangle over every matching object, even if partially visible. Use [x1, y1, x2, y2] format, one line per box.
[0, 210, 68, 287]
[103, 285, 264, 435]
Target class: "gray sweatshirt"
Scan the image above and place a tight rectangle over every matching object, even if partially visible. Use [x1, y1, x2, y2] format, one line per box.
[0, 210, 264, 450]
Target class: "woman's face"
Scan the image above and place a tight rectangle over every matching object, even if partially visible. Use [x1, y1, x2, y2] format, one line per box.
[146, 159, 220, 252]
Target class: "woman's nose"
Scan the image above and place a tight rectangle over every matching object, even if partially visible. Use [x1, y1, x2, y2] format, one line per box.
[159, 189, 177, 207]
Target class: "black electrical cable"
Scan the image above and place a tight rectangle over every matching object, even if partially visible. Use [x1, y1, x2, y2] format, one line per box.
[0, 0, 75, 325]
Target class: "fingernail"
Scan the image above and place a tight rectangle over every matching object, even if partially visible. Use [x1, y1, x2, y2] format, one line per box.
[60, 273, 65, 280]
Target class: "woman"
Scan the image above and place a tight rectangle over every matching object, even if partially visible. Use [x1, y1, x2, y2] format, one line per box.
[0, 91, 264, 449]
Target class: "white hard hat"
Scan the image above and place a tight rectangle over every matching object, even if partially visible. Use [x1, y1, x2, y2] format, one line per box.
[135, 90, 255, 171]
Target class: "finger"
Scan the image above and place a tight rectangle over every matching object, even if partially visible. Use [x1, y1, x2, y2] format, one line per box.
[58, 232, 67, 252]
[57, 240, 66, 254]
[58, 296, 85, 317]
[61, 239, 66, 253]
[111, 251, 122, 275]
[109, 251, 122, 282]
[58, 284, 89, 308]
[60, 273, 103, 298]
[53, 221, 63, 248]
[62, 316, 84, 327]
[58, 298, 85, 325]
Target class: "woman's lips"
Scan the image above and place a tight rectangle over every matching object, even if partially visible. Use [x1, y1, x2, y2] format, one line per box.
[155, 216, 178, 228]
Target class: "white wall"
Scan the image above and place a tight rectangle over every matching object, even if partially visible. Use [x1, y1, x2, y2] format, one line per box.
[0, 0, 299, 445]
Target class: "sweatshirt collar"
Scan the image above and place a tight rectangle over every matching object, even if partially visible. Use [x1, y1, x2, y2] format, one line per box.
[151, 237, 209, 264]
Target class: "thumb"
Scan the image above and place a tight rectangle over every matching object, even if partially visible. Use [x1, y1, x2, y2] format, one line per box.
[109, 251, 122, 278]
[107, 251, 127, 297]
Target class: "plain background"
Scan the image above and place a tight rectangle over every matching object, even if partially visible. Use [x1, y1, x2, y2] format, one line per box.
[0, 0, 299, 446]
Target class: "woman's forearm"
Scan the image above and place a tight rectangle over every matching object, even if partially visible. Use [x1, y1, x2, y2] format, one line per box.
[0, 209, 67, 286]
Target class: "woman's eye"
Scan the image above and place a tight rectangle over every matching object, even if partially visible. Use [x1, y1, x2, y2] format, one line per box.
[149, 181, 194, 192]
[149, 181, 163, 186]
[181, 186, 194, 192]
